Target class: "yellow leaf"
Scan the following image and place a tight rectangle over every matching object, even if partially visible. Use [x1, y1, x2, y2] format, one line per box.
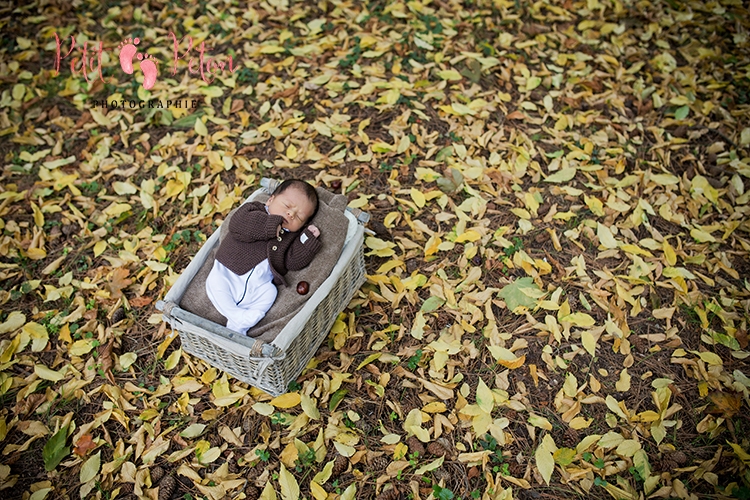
[397, 135, 411, 154]
[94, 241, 107, 257]
[528, 413, 553, 431]
[535, 441, 555, 485]
[24, 322, 48, 352]
[112, 181, 137, 195]
[194, 117, 208, 136]
[554, 115, 569, 130]
[410, 311, 427, 339]
[615, 368, 631, 392]
[381, 433, 402, 445]
[620, 244, 653, 257]
[598, 431, 625, 449]
[300, 394, 320, 420]
[213, 391, 247, 407]
[29, 488, 51, 500]
[691, 175, 719, 204]
[476, 377, 494, 414]
[31, 202, 44, 227]
[104, 203, 132, 217]
[383, 212, 400, 228]
[280, 441, 300, 468]
[378, 88, 400, 105]
[663, 240, 677, 266]
[286, 143, 298, 160]
[164, 348, 182, 370]
[487, 346, 525, 369]
[310, 481, 327, 500]
[560, 313, 596, 327]
[451, 102, 476, 115]
[438, 69, 462, 81]
[415, 456, 445, 475]
[455, 230, 481, 243]
[252, 402, 275, 416]
[365, 237, 394, 251]
[27, 247, 47, 260]
[165, 179, 186, 197]
[597, 223, 619, 249]
[424, 234, 441, 257]
[68, 339, 95, 356]
[0, 311, 25, 334]
[697, 351, 722, 366]
[333, 441, 356, 457]
[616, 439, 641, 457]
[271, 393, 301, 409]
[340, 483, 357, 500]
[728, 442, 750, 463]
[312, 460, 335, 484]
[581, 330, 598, 356]
[259, 482, 278, 500]
[422, 402, 447, 413]
[584, 195, 604, 216]
[34, 364, 65, 381]
[569, 417, 593, 429]
[80, 451, 101, 484]
[410, 188, 426, 208]
[690, 228, 716, 243]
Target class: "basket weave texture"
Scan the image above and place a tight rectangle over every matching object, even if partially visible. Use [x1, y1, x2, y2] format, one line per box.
[177, 243, 364, 395]
[159, 186, 366, 396]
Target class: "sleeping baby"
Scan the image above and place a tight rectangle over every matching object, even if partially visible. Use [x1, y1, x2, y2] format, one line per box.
[206, 179, 322, 334]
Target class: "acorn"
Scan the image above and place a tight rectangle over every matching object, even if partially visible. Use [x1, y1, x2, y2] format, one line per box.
[297, 281, 310, 295]
[331, 179, 342, 190]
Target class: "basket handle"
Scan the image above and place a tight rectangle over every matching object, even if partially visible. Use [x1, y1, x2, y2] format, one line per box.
[260, 178, 280, 194]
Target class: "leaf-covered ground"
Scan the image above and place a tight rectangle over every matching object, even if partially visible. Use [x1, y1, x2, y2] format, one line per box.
[1, 0, 750, 499]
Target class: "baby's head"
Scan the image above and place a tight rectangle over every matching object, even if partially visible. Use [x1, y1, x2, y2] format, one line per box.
[266, 179, 318, 233]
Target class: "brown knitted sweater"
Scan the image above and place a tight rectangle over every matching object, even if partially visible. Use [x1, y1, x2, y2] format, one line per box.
[215, 201, 322, 286]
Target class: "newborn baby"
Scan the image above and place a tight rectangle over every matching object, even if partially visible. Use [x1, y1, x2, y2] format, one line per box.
[206, 179, 322, 334]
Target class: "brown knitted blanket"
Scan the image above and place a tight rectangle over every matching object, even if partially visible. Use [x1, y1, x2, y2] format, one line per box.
[179, 187, 349, 343]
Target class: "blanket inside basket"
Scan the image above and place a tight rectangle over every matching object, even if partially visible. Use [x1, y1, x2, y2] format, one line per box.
[179, 187, 349, 343]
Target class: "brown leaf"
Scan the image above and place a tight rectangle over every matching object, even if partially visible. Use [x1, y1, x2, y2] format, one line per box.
[271, 83, 299, 100]
[15, 393, 46, 416]
[73, 433, 96, 457]
[99, 338, 115, 384]
[707, 392, 742, 418]
[506, 111, 526, 120]
[106, 268, 132, 300]
[735, 329, 748, 349]
[230, 99, 246, 114]
[129, 296, 153, 308]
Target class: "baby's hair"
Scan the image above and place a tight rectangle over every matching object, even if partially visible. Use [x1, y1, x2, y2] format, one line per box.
[273, 179, 319, 223]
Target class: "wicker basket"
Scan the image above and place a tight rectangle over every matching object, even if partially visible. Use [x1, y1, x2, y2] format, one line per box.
[156, 181, 366, 396]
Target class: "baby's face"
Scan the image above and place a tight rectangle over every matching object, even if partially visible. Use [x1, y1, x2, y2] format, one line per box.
[266, 187, 315, 233]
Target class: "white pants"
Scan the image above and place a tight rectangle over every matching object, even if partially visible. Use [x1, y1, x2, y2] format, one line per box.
[205, 259, 277, 334]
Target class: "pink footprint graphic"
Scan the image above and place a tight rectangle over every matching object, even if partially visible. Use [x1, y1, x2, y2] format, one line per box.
[137, 53, 158, 90]
[117, 37, 140, 74]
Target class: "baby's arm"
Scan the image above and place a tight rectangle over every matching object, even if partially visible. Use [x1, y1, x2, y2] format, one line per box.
[228, 203, 284, 243]
[285, 227, 322, 271]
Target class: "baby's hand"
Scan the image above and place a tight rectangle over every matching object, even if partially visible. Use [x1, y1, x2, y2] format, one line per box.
[308, 225, 320, 238]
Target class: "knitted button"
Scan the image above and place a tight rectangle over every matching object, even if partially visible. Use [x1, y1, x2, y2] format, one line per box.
[272, 245, 277, 251]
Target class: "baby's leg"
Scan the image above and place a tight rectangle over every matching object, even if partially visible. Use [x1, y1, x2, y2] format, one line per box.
[205, 262, 258, 334]
[230, 280, 277, 333]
